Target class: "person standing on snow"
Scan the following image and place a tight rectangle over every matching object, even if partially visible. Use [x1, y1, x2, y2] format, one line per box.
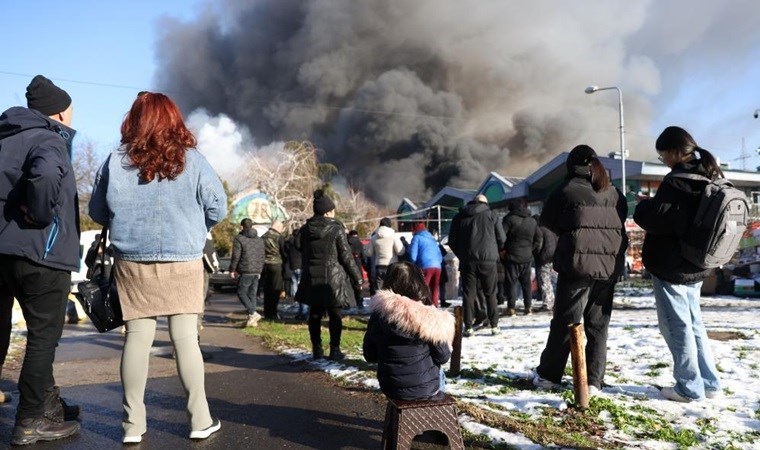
[532, 145, 627, 396]
[634, 126, 724, 403]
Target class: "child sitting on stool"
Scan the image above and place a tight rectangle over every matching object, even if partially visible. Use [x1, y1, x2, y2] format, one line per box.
[363, 261, 455, 400]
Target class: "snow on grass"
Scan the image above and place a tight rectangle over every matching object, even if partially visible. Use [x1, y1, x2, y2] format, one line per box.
[280, 289, 760, 449]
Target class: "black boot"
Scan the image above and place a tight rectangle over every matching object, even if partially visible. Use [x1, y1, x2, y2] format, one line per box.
[44, 386, 81, 422]
[312, 345, 324, 360]
[328, 346, 345, 361]
[11, 416, 80, 446]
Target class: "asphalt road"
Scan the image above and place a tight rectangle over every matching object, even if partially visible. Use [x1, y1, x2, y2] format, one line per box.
[0, 293, 396, 449]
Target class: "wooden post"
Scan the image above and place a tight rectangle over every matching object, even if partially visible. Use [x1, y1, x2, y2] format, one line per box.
[449, 306, 463, 376]
[568, 322, 589, 409]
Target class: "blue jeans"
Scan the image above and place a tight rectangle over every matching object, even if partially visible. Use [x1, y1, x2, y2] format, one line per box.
[291, 269, 309, 315]
[652, 276, 721, 400]
[237, 274, 260, 315]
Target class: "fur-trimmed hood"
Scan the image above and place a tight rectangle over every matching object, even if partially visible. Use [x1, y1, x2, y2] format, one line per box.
[369, 290, 455, 345]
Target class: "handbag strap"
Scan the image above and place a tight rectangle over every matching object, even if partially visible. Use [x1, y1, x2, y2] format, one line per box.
[98, 226, 109, 269]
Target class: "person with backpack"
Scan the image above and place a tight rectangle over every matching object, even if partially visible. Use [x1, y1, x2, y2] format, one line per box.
[633, 126, 742, 402]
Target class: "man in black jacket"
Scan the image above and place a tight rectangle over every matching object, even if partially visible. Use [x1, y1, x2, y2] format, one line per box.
[347, 230, 365, 308]
[448, 195, 506, 336]
[502, 201, 542, 316]
[230, 219, 266, 327]
[0, 75, 81, 445]
[285, 227, 306, 319]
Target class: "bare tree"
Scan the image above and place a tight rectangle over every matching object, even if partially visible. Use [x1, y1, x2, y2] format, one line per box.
[72, 139, 105, 231]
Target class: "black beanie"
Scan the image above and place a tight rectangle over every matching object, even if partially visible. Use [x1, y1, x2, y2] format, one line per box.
[26, 75, 72, 116]
[313, 189, 336, 215]
[566, 145, 597, 170]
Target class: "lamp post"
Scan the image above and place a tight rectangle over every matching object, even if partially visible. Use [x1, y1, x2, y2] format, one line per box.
[754, 108, 759, 119]
[585, 85, 626, 196]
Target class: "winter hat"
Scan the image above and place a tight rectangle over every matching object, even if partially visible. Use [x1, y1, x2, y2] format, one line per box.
[26, 75, 71, 116]
[313, 189, 335, 215]
[566, 145, 597, 169]
[413, 222, 426, 232]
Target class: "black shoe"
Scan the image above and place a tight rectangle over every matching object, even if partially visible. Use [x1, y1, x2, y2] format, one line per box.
[44, 387, 80, 422]
[312, 345, 324, 360]
[328, 346, 345, 361]
[11, 416, 80, 446]
[440, 301, 451, 308]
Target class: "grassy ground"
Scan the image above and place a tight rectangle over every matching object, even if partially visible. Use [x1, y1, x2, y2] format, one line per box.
[242, 317, 632, 449]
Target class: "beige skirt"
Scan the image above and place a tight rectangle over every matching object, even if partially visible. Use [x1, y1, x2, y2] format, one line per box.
[114, 258, 204, 321]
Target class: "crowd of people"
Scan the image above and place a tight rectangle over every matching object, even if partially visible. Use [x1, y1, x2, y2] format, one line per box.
[0, 74, 730, 446]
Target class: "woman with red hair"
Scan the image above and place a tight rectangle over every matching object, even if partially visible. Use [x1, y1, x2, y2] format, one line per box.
[89, 92, 226, 443]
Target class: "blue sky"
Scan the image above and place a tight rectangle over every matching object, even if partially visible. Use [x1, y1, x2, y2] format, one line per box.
[3, 1, 760, 172]
[1, 1, 198, 153]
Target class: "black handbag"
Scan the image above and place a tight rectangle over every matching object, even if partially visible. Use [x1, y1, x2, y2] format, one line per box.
[75, 227, 124, 332]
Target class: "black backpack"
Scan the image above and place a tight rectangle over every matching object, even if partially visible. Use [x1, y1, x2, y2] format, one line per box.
[670, 173, 748, 269]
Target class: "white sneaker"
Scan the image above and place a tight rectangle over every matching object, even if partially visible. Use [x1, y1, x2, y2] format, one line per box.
[123, 434, 143, 444]
[588, 385, 600, 396]
[705, 389, 723, 399]
[532, 371, 561, 390]
[661, 386, 692, 403]
[246, 313, 261, 328]
[190, 418, 221, 439]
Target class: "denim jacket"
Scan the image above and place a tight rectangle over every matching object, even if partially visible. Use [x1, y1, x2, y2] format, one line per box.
[88, 148, 227, 261]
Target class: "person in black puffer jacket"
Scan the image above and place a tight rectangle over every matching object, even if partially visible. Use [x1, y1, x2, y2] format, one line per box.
[363, 261, 455, 400]
[633, 126, 723, 403]
[229, 218, 265, 326]
[502, 201, 542, 315]
[448, 195, 506, 335]
[533, 145, 627, 393]
[298, 190, 362, 361]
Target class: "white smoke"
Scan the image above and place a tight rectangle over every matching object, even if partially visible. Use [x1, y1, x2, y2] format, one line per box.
[187, 109, 285, 191]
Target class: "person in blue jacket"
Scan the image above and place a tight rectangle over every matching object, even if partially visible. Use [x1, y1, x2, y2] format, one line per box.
[363, 261, 455, 400]
[408, 222, 444, 307]
[0, 75, 81, 445]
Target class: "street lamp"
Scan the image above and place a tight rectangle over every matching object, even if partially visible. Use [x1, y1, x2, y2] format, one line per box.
[585, 85, 626, 196]
[754, 109, 759, 119]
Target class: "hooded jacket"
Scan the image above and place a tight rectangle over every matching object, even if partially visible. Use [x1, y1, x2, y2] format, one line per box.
[230, 228, 265, 275]
[298, 215, 362, 308]
[502, 206, 542, 264]
[367, 225, 405, 266]
[408, 230, 443, 269]
[0, 107, 80, 272]
[634, 159, 713, 284]
[363, 290, 455, 400]
[448, 201, 506, 266]
[540, 167, 627, 281]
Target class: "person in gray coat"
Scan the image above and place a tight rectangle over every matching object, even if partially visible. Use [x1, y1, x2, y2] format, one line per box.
[230, 218, 266, 327]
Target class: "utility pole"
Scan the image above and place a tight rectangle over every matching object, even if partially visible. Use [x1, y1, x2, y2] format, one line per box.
[737, 137, 751, 171]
